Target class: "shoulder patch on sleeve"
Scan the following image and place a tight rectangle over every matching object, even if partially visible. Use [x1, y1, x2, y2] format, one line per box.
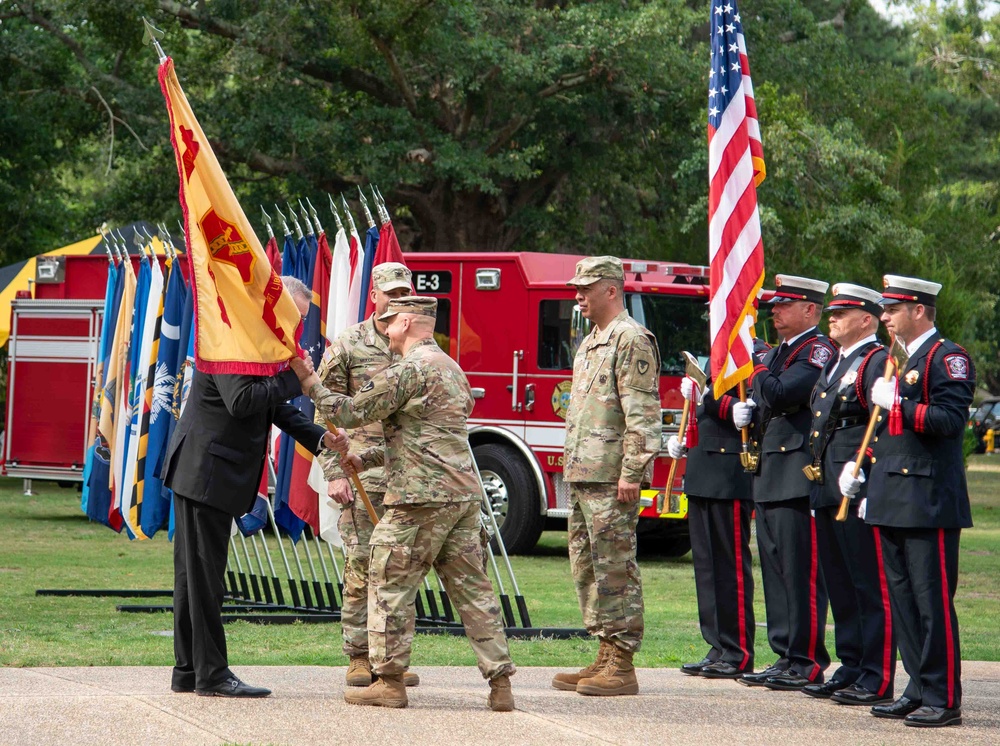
[808, 343, 833, 367]
[620, 336, 658, 392]
[943, 353, 970, 380]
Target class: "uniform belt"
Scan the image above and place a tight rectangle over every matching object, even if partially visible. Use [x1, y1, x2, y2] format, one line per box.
[835, 415, 866, 429]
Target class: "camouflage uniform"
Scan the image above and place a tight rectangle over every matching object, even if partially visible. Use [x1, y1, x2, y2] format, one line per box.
[312, 296, 515, 680]
[563, 258, 662, 654]
[314, 315, 394, 657]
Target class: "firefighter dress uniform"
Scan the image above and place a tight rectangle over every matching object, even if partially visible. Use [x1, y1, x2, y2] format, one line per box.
[740, 275, 833, 689]
[865, 276, 973, 728]
[804, 284, 896, 705]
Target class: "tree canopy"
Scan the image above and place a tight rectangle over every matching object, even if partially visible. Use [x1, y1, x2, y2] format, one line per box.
[1, 0, 999, 386]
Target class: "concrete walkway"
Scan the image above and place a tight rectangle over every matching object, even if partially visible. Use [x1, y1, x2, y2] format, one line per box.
[1, 663, 997, 745]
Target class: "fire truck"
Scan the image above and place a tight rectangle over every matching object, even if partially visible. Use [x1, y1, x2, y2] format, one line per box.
[3, 252, 711, 556]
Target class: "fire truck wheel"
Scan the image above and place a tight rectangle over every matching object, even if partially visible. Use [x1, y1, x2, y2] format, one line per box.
[473, 443, 545, 555]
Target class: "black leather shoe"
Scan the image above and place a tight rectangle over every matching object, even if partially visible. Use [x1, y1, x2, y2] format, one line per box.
[196, 677, 272, 698]
[830, 683, 893, 706]
[700, 661, 752, 679]
[738, 664, 787, 687]
[171, 683, 195, 693]
[871, 695, 921, 719]
[680, 657, 714, 676]
[763, 670, 818, 691]
[802, 679, 851, 699]
[904, 706, 962, 727]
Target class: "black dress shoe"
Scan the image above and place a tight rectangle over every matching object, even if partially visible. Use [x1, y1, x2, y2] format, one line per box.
[904, 705, 962, 727]
[738, 664, 787, 687]
[830, 684, 893, 706]
[763, 670, 818, 691]
[871, 695, 921, 719]
[700, 661, 752, 679]
[680, 657, 714, 676]
[802, 679, 851, 699]
[171, 683, 195, 693]
[196, 677, 272, 698]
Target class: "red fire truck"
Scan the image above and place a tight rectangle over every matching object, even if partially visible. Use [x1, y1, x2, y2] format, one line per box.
[3, 252, 711, 556]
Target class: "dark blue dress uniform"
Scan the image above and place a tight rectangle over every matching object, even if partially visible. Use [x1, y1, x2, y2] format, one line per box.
[746, 326, 835, 683]
[807, 339, 896, 699]
[867, 333, 974, 712]
[685, 383, 755, 674]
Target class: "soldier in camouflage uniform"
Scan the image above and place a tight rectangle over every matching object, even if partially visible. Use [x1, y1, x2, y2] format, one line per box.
[313, 262, 420, 688]
[304, 296, 515, 712]
[553, 256, 662, 697]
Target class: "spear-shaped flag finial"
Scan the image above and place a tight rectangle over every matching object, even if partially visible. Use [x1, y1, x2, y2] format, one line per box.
[357, 187, 375, 229]
[306, 197, 324, 235]
[286, 201, 304, 240]
[141, 17, 167, 64]
[298, 199, 315, 236]
[340, 194, 358, 234]
[274, 204, 292, 236]
[260, 205, 274, 240]
[327, 194, 344, 232]
[374, 184, 391, 224]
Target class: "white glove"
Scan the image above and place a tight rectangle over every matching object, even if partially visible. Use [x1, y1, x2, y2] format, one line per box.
[666, 434, 687, 460]
[838, 461, 866, 497]
[732, 398, 756, 429]
[871, 377, 898, 411]
[858, 498, 868, 520]
[680, 376, 703, 404]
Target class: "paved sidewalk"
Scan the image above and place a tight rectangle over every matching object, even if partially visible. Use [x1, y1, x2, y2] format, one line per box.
[1, 663, 997, 745]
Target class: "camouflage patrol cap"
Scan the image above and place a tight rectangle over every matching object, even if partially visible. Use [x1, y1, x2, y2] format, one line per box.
[566, 255, 625, 287]
[378, 295, 437, 321]
[371, 262, 412, 292]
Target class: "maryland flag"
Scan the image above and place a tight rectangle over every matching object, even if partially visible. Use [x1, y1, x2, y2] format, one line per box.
[158, 57, 301, 374]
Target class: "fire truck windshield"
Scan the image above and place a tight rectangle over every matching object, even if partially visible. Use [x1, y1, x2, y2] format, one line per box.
[626, 293, 709, 376]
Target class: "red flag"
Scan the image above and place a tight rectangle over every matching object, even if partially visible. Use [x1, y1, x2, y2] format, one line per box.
[265, 235, 282, 274]
[362, 221, 407, 319]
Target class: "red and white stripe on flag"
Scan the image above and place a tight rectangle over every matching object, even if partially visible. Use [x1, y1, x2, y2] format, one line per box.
[708, 0, 766, 399]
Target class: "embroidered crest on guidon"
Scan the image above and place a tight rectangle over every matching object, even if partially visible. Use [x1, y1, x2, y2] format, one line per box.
[944, 354, 969, 380]
[905, 369, 920, 386]
[809, 344, 832, 366]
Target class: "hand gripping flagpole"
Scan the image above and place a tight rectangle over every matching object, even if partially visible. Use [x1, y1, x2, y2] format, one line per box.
[329, 428, 380, 526]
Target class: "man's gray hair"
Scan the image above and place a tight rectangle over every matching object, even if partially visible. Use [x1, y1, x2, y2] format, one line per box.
[282, 275, 311, 302]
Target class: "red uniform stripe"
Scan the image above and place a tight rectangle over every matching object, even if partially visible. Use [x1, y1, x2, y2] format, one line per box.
[807, 514, 821, 681]
[871, 526, 894, 697]
[938, 529, 956, 708]
[733, 501, 750, 669]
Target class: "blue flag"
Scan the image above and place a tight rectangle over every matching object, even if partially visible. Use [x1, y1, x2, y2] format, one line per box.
[281, 233, 298, 278]
[357, 226, 379, 322]
[165, 276, 194, 542]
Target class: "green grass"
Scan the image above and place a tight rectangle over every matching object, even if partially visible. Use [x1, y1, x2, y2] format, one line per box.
[2, 457, 999, 668]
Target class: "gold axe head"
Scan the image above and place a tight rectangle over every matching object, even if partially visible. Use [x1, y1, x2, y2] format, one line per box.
[890, 336, 910, 375]
[682, 351, 708, 391]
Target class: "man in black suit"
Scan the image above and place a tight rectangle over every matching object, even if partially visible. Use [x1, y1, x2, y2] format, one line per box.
[162, 278, 345, 698]
[842, 275, 973, 728]
[733, 275, 834, 691]
[803, 284, 895, 706]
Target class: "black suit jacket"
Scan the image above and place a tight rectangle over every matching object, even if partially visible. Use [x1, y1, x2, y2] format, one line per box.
[161, 369, 326, 518]
[867, 336, 974, 529]
[748, 328, 836, 503]
[685, 384, 753, 501]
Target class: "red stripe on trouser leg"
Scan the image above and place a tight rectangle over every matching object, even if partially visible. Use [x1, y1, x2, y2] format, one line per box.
[938, 529, 956, 708]
[871, 526, 894, 697]
[733, 501, 749, 669]
[807, 514, 821, 681]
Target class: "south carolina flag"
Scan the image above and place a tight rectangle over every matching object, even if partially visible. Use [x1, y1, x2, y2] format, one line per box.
[158, 57, 301, 374]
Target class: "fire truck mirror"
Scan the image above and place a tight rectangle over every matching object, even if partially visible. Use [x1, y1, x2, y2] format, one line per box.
[570, 304, 591, 356]
[36, 256, 66, 283]
[474, 268, 501, 291]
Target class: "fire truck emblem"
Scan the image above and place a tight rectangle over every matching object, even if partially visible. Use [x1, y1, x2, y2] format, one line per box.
[551, 380, 573, 420]
[199, 209, 256, 284]
[905, 369, 920, 386]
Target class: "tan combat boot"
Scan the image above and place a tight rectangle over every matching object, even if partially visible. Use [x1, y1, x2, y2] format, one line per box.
[343, 674, 408, 708]
[551, 639, 612, 691]
[488, 674, 515, 712]
[346, 655, 373, 687]
[576, 645, 639, 696]
[403, 670, 420, 687]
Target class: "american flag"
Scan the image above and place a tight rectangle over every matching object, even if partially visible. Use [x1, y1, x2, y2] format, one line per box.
[708, 0, 766, 399]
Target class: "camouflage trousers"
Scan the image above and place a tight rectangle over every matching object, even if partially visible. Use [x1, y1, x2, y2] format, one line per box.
[367, 501, 515, 680]
[567, 482, 644, 652]
[339, 490, 386, 657]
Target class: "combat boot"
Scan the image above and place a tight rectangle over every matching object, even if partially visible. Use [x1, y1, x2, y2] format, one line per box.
[343, 674, 408, 708]
[576, 645, 639, 696]
[346, 655, 373, 687]
[488, 674, 515, 712]
[551, 639, 612, 691]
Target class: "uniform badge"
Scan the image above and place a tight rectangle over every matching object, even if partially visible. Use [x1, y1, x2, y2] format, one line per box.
[905, 370, 920, 386]
[551, 380, 573, 420]
[637, 359, 649, 375]
[842, 371, 857, 385]
[360, 380, 375, 393]
[809, 344, 832, 367]
[944, 354, 970, 380]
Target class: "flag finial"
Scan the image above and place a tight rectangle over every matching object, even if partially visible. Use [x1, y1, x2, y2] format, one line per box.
[286, 201, 304, 240]
[298, 199, 315, 236]
[306, 197, 324, 235]
[141, 18, 167, 64]
[327, 194, 344, 232]
[260, 205, 274, 240]
[273, 204, 292, 237]
[357, 187, 375, 229]
[340, 194, 358, 235]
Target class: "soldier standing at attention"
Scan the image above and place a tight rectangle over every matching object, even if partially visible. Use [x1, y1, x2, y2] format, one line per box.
[552, 256, 661, 697]
[803, 284, 895, 706]
[303, 296, 515, 712]
[842, 276, 973, 728]
[732, 275, 834, 691]
[313, 262, 419, 689]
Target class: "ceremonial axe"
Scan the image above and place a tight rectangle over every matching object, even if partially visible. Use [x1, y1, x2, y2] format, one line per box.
[658, 352, 707, 514]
